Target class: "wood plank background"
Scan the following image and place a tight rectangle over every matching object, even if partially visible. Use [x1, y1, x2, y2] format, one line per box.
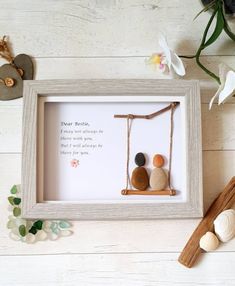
[0, 0, 235, 285]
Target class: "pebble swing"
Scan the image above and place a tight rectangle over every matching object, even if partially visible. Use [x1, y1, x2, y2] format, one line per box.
[114, 102, 178, 196]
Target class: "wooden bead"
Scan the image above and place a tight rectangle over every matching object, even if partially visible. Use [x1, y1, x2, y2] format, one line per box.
[4, 77, 14, 87]
[153, 154, 165, 168]
[131, 167, 149, 191]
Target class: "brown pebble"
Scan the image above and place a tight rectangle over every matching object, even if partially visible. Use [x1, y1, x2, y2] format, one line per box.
[131, 167, 149, 190]
[150, 168, 167, 190]
[153, 154, 165, 168]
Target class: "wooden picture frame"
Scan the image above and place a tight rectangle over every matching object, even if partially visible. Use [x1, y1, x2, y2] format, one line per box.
[22, 79, 203, 220]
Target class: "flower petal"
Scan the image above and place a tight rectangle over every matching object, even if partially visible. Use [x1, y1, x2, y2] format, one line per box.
[209, 87, 221, 110]
[218, 70, 235, 105]
[209, 63, 233, 109]
[218, 63, 231, 87]
[170, 51, 185, 76]
[159, 36, 171, 67]
[147, 53, 162, 65]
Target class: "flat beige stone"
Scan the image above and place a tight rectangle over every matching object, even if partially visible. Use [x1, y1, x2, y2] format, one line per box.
[149, 168, 167, 191]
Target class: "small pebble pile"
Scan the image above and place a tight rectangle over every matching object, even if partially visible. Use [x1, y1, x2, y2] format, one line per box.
[7, 185, 73, 243]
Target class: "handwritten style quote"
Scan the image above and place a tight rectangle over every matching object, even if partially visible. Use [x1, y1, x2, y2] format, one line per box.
[60, 121, 104, 159]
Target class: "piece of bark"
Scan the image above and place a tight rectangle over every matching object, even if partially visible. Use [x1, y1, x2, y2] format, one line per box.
[178, 177, 235, 268]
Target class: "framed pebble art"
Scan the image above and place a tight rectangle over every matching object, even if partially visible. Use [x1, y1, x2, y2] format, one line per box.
[22, 79, 203, 220]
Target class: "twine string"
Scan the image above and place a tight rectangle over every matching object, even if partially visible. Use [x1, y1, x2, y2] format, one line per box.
[0, 36, 14, 64]
[125, 116, 133, 193]
[167, 103, 176, 192]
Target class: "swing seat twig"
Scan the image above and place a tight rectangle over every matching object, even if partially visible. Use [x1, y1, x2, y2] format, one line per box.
[121, 189, 176, 196]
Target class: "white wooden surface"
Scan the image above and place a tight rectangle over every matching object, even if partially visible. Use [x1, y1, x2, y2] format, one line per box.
[0, 1, 235, 285]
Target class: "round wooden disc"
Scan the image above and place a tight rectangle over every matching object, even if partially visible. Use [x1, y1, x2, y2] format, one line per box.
[0, 64, 23, 100]
[13, 54, 34, 80]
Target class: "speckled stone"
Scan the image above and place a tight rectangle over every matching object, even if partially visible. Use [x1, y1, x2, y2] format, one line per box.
[135, 152, 146, 167]
[131, 167, 149, 190]
[150, 168, 167, 190]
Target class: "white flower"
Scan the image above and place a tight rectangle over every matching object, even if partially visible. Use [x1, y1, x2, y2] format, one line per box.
[209, 63, 235, 109]
[147, 36, 185, 76]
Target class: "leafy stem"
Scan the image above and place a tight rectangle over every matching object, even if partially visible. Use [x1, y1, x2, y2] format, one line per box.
[179, 55, 196, 59]
[223, 16, 235, 41]
[180, 0, 235, 85]
[195, 4, 221, 84]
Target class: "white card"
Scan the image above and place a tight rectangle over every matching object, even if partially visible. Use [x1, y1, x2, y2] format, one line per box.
[43, 98, 186, 203]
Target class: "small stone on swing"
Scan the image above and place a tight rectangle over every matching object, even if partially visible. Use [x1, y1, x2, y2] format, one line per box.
[135, 152, 146, 167]
[131, 153, 149, 191]
[150, 154, 167, 191]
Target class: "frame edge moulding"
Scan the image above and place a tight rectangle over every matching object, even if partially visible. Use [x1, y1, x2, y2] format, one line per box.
[21, 79, 203, 220]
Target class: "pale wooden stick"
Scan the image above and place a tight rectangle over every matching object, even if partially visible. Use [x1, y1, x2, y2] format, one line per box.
[178, 177, 235, 268]
[121, 189, 176, 196]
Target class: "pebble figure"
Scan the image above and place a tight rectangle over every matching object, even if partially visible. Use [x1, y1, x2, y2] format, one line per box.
[131, 152, 149, 191]
[150, 154, 168, 191]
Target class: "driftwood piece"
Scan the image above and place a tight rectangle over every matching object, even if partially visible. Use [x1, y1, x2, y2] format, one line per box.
[114, 102, 178, 119]
[121, 189, 176, 196]
[178, 177, 235, 268]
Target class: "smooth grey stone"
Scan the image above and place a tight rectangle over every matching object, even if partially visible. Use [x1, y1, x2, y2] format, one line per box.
[0, 64, 23, 100]
[13, 54, 34, 80]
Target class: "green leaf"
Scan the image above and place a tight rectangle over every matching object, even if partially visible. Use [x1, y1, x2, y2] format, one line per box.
[29, 226, 37, 235]
[8, 196, 15, 206]
[59, 221, 71, 229]
[19, 225, 26, 237]
[13, 207, 21, 217]
[10, 185, 18, 195]
[193, 0, 216, 21]
[33, 220, 43, 230]
[203, 7, 224, 48]
[13, 197, 21, 205]
[223, 18, 235, 41]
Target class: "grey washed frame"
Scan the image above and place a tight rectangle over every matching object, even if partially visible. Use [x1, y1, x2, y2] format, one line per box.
[22, 79, 203, 220]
